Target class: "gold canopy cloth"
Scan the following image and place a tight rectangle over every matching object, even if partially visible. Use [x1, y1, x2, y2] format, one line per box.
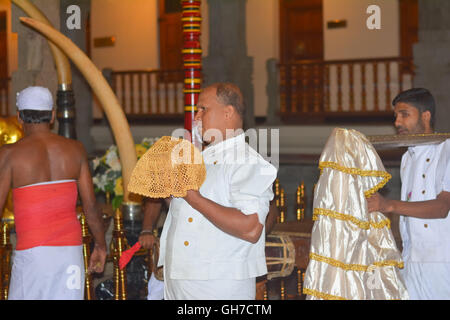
[128, 136, 206, 198]
[303, 128, 409, 300]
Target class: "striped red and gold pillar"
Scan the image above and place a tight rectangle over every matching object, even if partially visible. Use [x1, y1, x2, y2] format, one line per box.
[182, 0, 202, 137]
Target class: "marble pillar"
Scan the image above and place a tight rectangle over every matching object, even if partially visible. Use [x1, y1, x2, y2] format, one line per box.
[414, 0, 450, 133]
[203, 0, 255, 128]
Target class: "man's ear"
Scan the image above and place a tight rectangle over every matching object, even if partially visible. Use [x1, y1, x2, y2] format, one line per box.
[16, 111, 23, 125]
[224, 105, 235, 120]
[421, 110, 432, 129]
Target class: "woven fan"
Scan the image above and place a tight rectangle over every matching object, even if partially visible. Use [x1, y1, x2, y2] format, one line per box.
[127, 136, 206, 198]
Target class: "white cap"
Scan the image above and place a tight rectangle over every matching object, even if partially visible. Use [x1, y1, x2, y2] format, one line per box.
[16, 86, 53, 111]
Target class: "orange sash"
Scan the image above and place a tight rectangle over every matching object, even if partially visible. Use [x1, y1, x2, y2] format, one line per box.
[13, 181, 82, 251]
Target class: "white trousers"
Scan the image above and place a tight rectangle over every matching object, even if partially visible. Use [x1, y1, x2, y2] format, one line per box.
[8, 245, 85, 300]
[147, 273, 164, 300]
[401, 261, 450, 300]
[164, 276, 256, 300]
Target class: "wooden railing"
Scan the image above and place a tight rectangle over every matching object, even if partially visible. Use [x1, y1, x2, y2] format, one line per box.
[106, 57, 413, 123]
[0, 78, 10, 117]
[108, 69, 184, 118]
[278, 57, 414, 120]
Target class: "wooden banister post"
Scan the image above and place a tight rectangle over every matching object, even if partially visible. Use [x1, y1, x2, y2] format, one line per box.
[0, 222, 11, 300]
[113, 209, 128, 300]
[79, 212, 95, 300]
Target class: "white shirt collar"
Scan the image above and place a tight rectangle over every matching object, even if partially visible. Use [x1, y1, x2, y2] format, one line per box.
[202, 133, 246, 157]
[407, 144, 434, 157]
[407, 132, 440, 156]
[408, 145, 426, 156]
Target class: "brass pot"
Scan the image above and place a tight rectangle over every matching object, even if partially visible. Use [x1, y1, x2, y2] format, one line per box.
[121, 202, 142, 222]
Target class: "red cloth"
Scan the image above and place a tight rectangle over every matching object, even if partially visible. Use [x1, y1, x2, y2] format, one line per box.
[13, 181, 82, 251]
[119, 242, 141, 270]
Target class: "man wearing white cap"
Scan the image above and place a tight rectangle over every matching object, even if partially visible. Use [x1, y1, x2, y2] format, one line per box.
[0, 86, 107, 300]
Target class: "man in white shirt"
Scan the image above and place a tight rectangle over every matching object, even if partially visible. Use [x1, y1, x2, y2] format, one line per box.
[151, 83, 277, 300]
[367, 88, 450, 300]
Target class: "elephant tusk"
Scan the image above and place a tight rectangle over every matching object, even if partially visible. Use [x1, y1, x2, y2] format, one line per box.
[19, 17, 137, 202]
[12, 0, 72, 87]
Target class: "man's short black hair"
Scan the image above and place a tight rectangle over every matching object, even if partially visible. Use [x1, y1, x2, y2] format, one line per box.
[392, 88, 436, 128]
[19, 110, 53, 124]
[215, 83, 245, 119]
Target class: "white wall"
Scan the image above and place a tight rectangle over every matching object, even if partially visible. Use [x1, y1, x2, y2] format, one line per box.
[91, 0, 210, 118]
[323, 0, 400, 60]
[247, 0, 279, 117]
[89, 0, 400, 118]
[91, 0, 159, 71]
[244, 0, 401, 116]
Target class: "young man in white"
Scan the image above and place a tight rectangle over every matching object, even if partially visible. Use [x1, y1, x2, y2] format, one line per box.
[367, 88, 450, 300]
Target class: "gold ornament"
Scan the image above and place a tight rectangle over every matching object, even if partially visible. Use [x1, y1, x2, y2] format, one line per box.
[0, 116, 23, 146]
[0, 116, 24, 228]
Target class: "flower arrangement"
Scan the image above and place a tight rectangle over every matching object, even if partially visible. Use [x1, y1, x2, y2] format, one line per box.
[92, 137, 159, 210]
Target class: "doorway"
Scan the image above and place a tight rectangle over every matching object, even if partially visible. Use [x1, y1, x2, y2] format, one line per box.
[0, 11, 7, 78]
[0, 10, 8, 116]
[279, 0, 324, 63]
[399, 0, 418, 59]
[158, 0, 183, 71]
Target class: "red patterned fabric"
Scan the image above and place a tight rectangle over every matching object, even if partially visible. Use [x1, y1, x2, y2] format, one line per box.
[119, 242, 141, 270]
[13, 181, 82, 251]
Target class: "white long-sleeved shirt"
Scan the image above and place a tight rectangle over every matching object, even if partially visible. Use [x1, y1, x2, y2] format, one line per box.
[399, 139, 450, 263]
[158, 133, 277, 280]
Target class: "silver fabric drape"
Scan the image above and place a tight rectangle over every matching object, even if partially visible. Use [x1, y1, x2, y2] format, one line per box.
[303, 128, 409, 300]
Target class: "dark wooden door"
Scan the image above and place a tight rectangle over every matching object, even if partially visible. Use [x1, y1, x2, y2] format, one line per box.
[399, 0, 418, 59]
[0, 11, 8, 116]
[279, 0, 324, 117]
[0, 11, 7, 78]
[158, 0, 183, 70]
[280, 0, 324, 63]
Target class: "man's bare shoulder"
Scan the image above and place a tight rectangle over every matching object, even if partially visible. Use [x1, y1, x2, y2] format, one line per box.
[40, 132, 86, 152]
[11, 133, 88, 162]
[55, 134, 85, 149]
[0, 143, 14, 163]
[51, 135, 89, 163]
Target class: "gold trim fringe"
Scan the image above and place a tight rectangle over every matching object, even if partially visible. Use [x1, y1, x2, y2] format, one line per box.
[318, 161, 391, 197]
[309, 252, 404, 272]
[313, 208, 391, 230]
[303, 288, 346, 300]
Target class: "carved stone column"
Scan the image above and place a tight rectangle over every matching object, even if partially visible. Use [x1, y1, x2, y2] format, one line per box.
[414, 0, 450, 132]
[266, 58, 281, 125]
[203, 0, 255, 128]
[11, 0, 60, 115]
[60, 0, 93, 151]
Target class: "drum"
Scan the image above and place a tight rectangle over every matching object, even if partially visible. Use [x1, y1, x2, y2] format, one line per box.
[265, 234, 295, 280]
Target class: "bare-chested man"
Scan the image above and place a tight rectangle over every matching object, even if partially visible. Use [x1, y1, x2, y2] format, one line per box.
[0, 86, 107, 300]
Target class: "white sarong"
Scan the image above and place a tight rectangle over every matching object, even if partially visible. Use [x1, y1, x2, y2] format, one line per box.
[8, 245, 85, 300]
[147, 273, 164, 300]
[164, 276, 256, 300]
